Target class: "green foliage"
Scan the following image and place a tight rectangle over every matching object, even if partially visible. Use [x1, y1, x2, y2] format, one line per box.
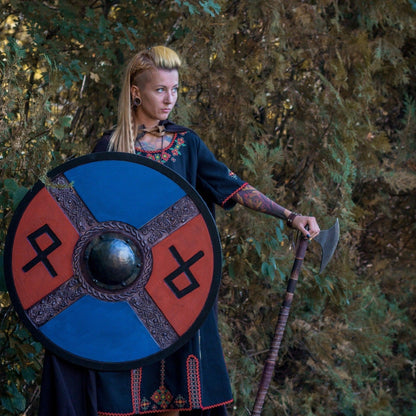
[175, 0, 221, 17]
[0, 37, 64, 416]
[0, 297, 43, 415]
[1, 0, 416, 415]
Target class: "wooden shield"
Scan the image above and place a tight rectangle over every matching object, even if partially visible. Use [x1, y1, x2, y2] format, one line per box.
[4, 153, 222, 370]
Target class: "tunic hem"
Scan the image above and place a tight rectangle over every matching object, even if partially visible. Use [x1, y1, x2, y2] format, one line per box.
[97, 399, 233, 415]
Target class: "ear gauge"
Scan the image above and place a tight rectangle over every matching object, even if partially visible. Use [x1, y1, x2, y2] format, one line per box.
[132, 97, 142, 110]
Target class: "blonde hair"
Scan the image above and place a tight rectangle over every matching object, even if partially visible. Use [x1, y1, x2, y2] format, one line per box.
[109, 46, 182, 153]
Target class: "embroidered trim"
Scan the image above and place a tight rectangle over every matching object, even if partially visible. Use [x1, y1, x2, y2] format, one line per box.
[149, 360, 174, 410]
[151, 385, 173, 409]
[135, 133, 186, 164]
[138, 359, 191, 413]
[98, 410, 136, 415]
[140, 397, 151, 412]
[187, 354, 202, 408]
[174, 395, 187, 408]
[221, 182, 249, 208]
[132, 369, 141, 413]
[203, 398, 234, 410]
[135, 134, 175, 154]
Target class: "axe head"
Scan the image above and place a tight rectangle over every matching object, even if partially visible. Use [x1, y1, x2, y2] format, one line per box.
[313, 218, 340, 273]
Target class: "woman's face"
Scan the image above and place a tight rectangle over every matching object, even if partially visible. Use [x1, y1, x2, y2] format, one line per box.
[132, 68, 179, 125]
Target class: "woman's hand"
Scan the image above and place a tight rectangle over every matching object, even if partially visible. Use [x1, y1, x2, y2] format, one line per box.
[291, 215, 320, 239]
[232, 185, 321, 239]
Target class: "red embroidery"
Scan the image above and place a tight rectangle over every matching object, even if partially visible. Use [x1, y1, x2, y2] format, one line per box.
[151, 386, 173, 409]
[140, 397, 151, 411]
[221, 182, 249, 208]
[187, 355, 202, 408]
[174, 395, 187, 408]
[135, 134, 186, 164]
[147, 360, 173, 409]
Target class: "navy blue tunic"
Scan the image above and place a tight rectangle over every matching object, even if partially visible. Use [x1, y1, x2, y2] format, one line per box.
[39, 123, 247, 415]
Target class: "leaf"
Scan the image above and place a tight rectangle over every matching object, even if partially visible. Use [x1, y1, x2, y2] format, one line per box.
[3, 384, 26, 412]
[199, 0, 221, 17]
[60, 115, 72, 127]
[3, 179, 28, 209]
[20, 366, 37, 384]
[254, 241, 262, 256]
[85, 7, 95, 18]
[267, 263, 275, 280]
[4, 178, 19, 193]
[275, 225, 283, 242]
[12, 187, 28, 210]
[228, 262, 235, 279]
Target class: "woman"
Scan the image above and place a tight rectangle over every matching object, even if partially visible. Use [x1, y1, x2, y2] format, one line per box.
[39, 46, 319, 416]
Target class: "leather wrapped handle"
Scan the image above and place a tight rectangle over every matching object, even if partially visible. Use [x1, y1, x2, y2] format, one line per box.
[252, 237, 309, 416]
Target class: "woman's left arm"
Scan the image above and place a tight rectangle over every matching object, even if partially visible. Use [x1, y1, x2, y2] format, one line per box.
[232, 184, 320, 239]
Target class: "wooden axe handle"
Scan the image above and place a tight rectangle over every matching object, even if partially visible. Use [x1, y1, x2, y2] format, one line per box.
[251, 237, 309, 416]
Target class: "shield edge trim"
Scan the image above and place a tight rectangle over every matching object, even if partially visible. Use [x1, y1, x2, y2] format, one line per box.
[4, 152, 222, 371]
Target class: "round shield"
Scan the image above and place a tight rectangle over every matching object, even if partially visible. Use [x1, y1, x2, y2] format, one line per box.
[4, 152, 222, 371]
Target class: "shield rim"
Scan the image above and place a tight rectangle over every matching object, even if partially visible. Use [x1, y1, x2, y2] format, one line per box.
[4, 152, 222, 371]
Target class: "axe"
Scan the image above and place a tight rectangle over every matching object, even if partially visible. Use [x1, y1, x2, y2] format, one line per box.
[251, 219, 340, 416]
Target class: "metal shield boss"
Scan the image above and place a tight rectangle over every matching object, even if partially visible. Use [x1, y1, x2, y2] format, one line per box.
[4, 153, 222, 370]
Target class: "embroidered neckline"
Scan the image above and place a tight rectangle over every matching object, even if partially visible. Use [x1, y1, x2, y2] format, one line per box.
[135, 132, 186, 164]
[135, 133, 176, 154]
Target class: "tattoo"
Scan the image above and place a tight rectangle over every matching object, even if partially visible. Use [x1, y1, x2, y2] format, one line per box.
[136, 134, 173, 151]
[233, 185, 287, 220]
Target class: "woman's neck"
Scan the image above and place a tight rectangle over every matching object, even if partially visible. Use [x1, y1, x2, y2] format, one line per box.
[133, 111, 161, 131]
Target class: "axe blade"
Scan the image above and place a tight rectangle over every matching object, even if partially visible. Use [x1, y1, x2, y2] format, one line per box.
[314, 218, 340, 273]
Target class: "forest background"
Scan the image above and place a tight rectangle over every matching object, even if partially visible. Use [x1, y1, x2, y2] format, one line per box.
[1, 0, 416, 415]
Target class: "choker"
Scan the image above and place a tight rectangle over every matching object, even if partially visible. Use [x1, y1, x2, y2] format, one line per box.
[136, 124, 166, 140]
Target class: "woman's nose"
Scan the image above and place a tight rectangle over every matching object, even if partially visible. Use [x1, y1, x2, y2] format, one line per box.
[164, 91, 175, 103]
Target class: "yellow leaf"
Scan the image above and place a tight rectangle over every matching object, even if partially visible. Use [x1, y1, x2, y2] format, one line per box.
[90, 72, 100, 82]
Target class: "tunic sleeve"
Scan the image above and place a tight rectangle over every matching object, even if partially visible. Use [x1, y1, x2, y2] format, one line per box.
[92, 131, 112, 153]
[194, 135, 248, 210]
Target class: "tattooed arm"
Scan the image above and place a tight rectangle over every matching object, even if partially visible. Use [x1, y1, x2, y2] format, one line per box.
[232, 184, 320, 238]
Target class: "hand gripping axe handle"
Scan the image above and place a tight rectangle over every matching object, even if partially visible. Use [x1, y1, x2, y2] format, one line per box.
[251, 219, 340, 416]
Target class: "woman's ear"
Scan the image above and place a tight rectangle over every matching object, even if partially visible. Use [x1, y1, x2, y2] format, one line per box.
[131, 84, 140, 100]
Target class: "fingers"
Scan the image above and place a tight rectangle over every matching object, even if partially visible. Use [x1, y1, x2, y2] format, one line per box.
[293, 216, 320, 239]
[307, 217, 320, 239]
